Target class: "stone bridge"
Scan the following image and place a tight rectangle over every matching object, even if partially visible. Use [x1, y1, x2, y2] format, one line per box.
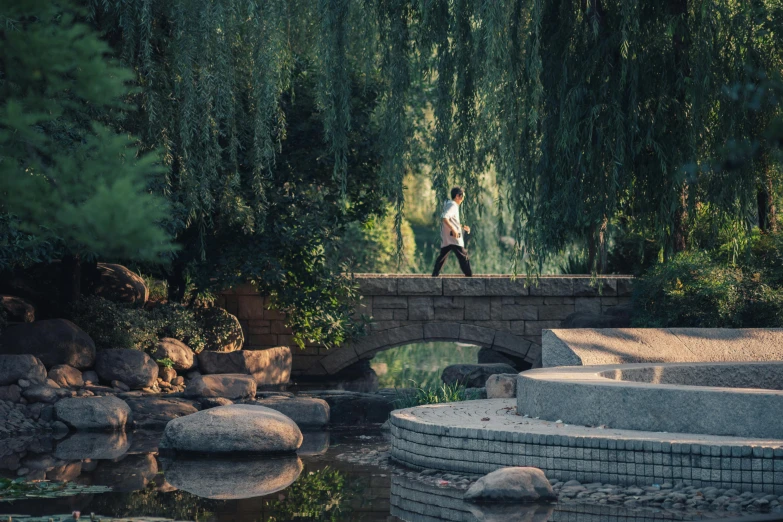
[218, 275, 633, 377]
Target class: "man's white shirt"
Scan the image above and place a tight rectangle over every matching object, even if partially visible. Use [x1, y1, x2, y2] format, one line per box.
[440, 200, 464, 248]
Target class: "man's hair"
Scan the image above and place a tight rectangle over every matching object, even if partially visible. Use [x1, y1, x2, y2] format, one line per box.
[451, 187, 464, 200]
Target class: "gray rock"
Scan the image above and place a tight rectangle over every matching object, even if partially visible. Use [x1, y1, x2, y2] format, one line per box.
[0, 384, 21, 402]
[486, 374, 518, 399]
[112, 380, 131, 392]
[0, 319, 96, 369]
[183, 374, 256, 399]
[0, 295, 35, 322]
[164, 455, 302, 499]
[159, 404, 302, 454]
[125, 397, 198, 428]
[152, 338, 196, 371]
[198, 347, 291, 385]
[95, 349, 158, 390]
[82, 370, 100, 385]
[442, 363, 517, 388]
[94, 263, 149, 305]
[0, 354, 46, 385]
[46, 378, 61, 388]
[199, 397, 233, 408]
[254, 397, 330, 428]
[48, 365, 84, 388]
[464, 467, 556, 503]
[55, 396, 132, 431]
[159, 367, 177, 383]
[302, 390, 394, 425]
[54, 431, 130, 460]
[22, 385, 61, 404]
[17, 378, 31, 388]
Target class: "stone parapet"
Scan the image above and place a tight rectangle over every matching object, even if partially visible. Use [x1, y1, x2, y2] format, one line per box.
[389, 399, 783, 494]
[219, 275, 633, 376]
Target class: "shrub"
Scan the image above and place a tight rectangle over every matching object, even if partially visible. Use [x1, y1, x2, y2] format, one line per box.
[69, 296, 158, 351]
[69, 297, 241, 354]
[393, 380, 468, 409]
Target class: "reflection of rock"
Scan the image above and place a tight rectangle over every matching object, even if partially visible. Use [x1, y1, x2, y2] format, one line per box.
[93, 453, 158, 492]
[467, 504, 554, 522]
[164, 456, 302, 499]
[55, 432, 130, 460]
[128, 429, 164, 454]
[297, 431, 330, 456]
[46, 461, 82, 482]
[159, 404, 302, 454]
[125, 397, 198, 429]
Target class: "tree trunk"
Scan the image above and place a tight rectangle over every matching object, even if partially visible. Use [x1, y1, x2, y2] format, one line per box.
[758, 175, 777, 233]
[61, 254, 81, 305]
[167, 259, 188, 303]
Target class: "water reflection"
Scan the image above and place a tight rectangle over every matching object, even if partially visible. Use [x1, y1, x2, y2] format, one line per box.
[54, 432, 129, 461]
[162, 456, 303, 500]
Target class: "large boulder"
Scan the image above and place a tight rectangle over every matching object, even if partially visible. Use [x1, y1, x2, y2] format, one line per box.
[22, 385, 65, 404]
[164, 456, 302, 499]
[463, 467, 557, 503]
[125, 397, 199, 429]
[55, 396, 132, 431]
[151, 338, 196, 371]
[94, 263, 149, 305]
[301, 390, 394, 425]
[0, 354, 46, 385]
[199, 307, 244, 352]
[159, 404, 303, 454]
[254, 397, 330, 428]
[48, 365, 84, 388]
[198, 347, 291, 385]
[0, 319, 96, 369]
[441, 363, 517, 388]
[0, 295, 35, 323]
[486, 374, 518, 399]
[184, 374, 256, 400]
[95, 349, 158, 389]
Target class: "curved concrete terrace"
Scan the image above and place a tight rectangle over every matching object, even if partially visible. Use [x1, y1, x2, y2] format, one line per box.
[516, 362, 783, 439]
[389, 399, 783, 494]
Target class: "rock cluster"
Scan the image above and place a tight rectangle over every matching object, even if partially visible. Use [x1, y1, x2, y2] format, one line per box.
[0, 400, 67, 438]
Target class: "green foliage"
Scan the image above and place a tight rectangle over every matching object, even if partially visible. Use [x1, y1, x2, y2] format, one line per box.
[156, 357, 175, 369]
[0, 0, 173, 265]
[69, 296, 159, 352]
[338, 212, 417, 272]
[268, 467, 350, 521]
[393, 380, 468, 409]
[372, 342, 481, 388]
[0, 478, 111, 501]
[69, 297, 237, 353]
[633, 234, 783, 328]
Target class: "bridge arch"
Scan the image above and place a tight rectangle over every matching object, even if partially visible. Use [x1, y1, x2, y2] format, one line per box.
[310, 321, 540, 375]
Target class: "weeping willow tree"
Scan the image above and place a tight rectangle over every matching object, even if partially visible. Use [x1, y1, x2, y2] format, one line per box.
[84, 0, 783, 343]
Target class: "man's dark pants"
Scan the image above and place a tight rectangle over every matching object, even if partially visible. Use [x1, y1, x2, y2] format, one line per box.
[431, 245, 473, 277]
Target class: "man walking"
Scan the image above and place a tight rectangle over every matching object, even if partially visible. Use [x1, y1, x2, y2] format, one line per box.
[432, 187, 473, 277]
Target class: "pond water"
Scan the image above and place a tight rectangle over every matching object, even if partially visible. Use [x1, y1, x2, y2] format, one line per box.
[370, 342, 482, 388]
[1, 429, 776, 522]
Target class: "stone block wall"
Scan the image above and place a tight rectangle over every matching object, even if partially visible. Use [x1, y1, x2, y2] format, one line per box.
[219, 275, 633, 377]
